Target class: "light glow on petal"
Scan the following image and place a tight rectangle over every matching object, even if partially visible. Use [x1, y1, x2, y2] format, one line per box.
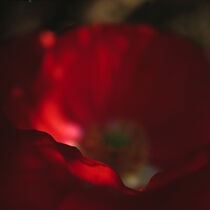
[32, 98, 83, 146]
[39, 31, 56, 49]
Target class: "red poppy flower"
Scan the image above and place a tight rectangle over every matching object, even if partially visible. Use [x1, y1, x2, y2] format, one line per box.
[2, 24, 210, 170]
[1, 24, 210, 209]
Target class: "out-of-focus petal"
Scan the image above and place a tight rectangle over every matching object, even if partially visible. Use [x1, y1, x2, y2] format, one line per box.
[0, 116, 210, 209]
[58, 147, 210, 210]
[139, 147, 210, 210]
[35, 24, 210, 169]
[1, 24, 210, 170]
[0, 127, 134, 209]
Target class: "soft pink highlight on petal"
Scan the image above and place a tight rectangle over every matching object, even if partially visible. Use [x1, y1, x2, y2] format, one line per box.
[32, 98, 83, 146]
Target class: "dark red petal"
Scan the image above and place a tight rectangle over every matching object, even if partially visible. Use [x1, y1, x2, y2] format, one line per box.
[2, 24, 210, 169]
[58, 148, 210, 210]
[35, 25, 210, 168]
[0, 128, 134, 209]
[140, 148, 210, 210]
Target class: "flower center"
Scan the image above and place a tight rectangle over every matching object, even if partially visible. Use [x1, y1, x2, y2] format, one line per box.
[79, 120, 149, 188]
[104, 125, 132, 149]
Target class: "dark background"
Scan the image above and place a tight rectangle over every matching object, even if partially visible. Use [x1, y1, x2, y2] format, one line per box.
[0, 1, 209, 40]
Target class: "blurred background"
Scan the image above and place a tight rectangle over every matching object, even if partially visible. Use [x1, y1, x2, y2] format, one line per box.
[0, 0, 210, 55]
